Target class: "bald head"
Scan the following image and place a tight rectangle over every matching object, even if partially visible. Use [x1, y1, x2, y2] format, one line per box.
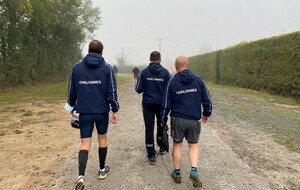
[175, 56, 189, 72]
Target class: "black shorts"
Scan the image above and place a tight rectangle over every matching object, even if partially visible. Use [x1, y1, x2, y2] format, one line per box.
[171, 117, 201, 144]
[79, 113, 109, 138]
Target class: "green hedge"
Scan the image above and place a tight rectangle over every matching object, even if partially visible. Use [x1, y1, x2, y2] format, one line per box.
[189, 31, 300, 101]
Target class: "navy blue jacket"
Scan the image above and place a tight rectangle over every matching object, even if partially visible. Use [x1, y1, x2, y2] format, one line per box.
[68, 53, 119, 113]
[161, 69, 212, 123]
[135, 62, 171, 105]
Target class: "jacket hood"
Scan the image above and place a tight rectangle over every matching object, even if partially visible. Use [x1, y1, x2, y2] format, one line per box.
[149, 62, 164, 74]
[82, 53, 105, 68]
[175, 69, 195, 84]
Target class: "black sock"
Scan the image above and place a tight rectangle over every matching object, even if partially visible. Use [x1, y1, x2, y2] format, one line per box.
[99, 147, 107, 170]
[78, 150, 89, 176]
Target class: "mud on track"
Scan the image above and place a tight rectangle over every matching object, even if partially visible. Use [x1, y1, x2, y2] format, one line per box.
[0, 80, 299, 190]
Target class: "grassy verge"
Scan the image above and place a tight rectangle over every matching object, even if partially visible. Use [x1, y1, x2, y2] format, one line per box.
[0, 81, 69, 104]
[208, 82, 300, 153]
[208, 83, 299, 105]
[0, 73, 132, 105]
[116, 73, 132, 85]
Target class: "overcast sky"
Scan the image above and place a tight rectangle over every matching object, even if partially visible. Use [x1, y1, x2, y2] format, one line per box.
[89, 0, 300, 70]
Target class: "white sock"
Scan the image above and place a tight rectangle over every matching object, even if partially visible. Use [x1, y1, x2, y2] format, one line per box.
[78, 175, 85, 180]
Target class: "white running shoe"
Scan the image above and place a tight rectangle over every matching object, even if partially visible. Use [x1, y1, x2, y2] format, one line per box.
[74, 175, 85, 190]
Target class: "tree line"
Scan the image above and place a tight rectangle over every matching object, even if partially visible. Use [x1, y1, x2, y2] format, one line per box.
[0, 0, 101, 89]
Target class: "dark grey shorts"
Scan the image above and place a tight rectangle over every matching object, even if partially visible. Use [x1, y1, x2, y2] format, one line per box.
[171, 117, 201, 144]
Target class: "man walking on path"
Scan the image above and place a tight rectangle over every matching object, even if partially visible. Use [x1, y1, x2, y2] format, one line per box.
[113, 65, 119, 77]
[135, 51, 171, 165]
[132, 66, 140, 79]
[67, 40, 119, 190]
[161, 56, 212, 188]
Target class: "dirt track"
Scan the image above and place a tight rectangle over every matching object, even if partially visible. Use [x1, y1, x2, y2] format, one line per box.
[0, 80, 299, 190]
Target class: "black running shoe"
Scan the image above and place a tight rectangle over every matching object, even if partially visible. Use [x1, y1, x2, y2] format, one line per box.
[189, 171, 202, 188]
[98, 166, 111, 180]
[171, 170, 181, 184]
[148, 156, 156, 165]
[159, 148, 167, 155]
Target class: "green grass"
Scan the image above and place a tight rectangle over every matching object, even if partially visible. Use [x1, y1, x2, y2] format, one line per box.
[208, 82, 300, 153]
[116, 73, 132, 85]
[0, 73, 132, 105]
[208, 82, 299, 105]
[0, 81, 69, 104]
[14, 129, 23, 134]
[23, 110, 34, 116]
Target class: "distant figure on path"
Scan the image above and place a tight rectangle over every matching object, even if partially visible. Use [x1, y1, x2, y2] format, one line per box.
[67, 40, 119, 190]
[161, 55, 212, 188]
[132, 66, 140, 79]
[113, 65, 119, 77]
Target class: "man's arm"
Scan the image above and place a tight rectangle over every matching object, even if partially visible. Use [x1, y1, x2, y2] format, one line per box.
[135, 70, 145, 94]
[107, 65, 119, 113]
[67, 68, 77, 108]
[201, 82, 212, 118]
[160, 79, 172, 124]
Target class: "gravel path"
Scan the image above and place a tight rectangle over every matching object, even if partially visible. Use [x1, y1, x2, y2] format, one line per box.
[53, 81, 276, 190]
[0, 80, 299, 190]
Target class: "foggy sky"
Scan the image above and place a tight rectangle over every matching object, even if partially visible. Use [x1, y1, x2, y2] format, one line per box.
[89, 0, 300, 70]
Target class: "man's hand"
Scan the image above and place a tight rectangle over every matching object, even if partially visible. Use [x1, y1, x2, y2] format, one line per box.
[202, 116, 209, 123]
[110, 112, 118, 124]
[161, 123, 169, 129]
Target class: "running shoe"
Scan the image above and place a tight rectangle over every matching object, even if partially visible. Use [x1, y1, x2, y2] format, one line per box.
[159, 148, 167, 155]
[189, 171, 202, 188]
[148, 156, 156, 165]
[98, 166, 111, 180]
[171, 170, 181, 183]
[74, 175, 85, 190]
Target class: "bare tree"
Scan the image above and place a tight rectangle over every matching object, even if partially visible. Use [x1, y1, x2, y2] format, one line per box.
[115, 52, 129, 66]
